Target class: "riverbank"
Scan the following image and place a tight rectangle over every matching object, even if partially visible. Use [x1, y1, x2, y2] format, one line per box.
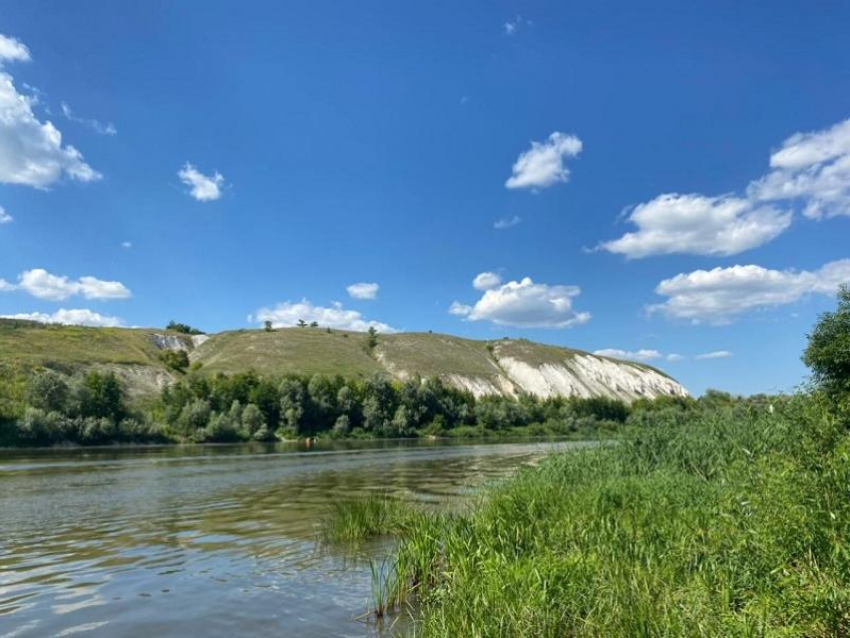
[327, 393, 850, 636]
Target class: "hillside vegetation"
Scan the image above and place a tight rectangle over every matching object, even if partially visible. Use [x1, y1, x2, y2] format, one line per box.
[0, 319, 687, 402]
[0, 318, 691, 447]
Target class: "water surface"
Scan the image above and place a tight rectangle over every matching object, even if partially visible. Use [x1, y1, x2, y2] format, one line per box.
[0, 439, 580, 637]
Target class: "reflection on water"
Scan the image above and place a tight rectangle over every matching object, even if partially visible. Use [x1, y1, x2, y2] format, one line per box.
[0, 439, 582, 637]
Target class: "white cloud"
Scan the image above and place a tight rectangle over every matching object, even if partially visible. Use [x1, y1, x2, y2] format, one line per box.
[0, 35, 101, 188]
[0, 205, 11, 224]
[1, 308, 125, 327]
[494, 215, 521, 230]
[666, 353, 686, 362]
[602, 117, 850, 257]
[600, 194, 791, 258]
[0, 278, 14, 291]
[649, 259, 850, 323]
[450, 276, 591, 328]
[346, 282, 379, 300]
[749, 118, 850, 219]
[505, 132, 583, 190]
[121, 241, 132, 249]
[61, 101, 116, 136]
[594, 348, 662, 362]
[252, 299, 396, 332]
[449, 301, 473, 316]
[472, 271, 502, 291]
[696, 351, 733, 360]
[178, 162, 224, 201]
[0, 34, 30, 63]
[1, 268, 131, 301]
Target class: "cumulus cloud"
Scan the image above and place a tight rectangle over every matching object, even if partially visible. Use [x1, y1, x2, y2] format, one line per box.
[696, 351, 733, 360]
[1, 268, 131, 301]
[602, 117, 850, 257]
[61, 101, 116, 136]
[0, 34, 101, 188]
[178, 162, 224, 201]
[0, 34, 30, 63]
[600, 194, 791, 258]
[505, 132, 583, 190]
[472, 271, 502, 291]
[450, 276, 591, 328]
[252, 299, 396, 332]
[0, 205, 11, 224]
[649, 259, 850, 323]
[494, 215, 522, 229]
[749, 118, 850, 219]
[1, 308, 125, 327]
[346, 282, 379, 300]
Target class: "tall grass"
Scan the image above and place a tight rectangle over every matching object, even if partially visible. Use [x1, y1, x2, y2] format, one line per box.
[320, 492, 412, 545]
[327, 393, 850, 636]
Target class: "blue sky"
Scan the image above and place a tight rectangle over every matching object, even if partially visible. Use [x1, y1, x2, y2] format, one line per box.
[0, 1, 849, 396]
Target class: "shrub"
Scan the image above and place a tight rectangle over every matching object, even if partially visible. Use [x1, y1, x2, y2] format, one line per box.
[160, 349, 190, 373]
[166, 320, 204, 335]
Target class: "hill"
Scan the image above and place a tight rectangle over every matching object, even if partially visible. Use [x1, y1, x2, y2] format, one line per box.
[0, 319, 688, 401]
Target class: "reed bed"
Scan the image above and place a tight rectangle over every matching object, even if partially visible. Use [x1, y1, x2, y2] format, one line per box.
[326, 394, 850, 636]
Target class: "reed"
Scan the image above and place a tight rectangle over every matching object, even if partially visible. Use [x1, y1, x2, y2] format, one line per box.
[327, 393, 850, 636]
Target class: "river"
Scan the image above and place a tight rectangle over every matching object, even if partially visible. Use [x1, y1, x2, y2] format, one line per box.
[0, 439, 581, 637]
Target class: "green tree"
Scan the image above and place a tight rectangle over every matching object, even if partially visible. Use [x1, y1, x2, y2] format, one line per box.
[297, 319, 307, 328]
[366, 326, 378, 350]
[78, 371, 125, 421]
[264, 320, 274, 332]
[279, 378, 306, 435]
[241, 404, 266, 437]
[166, 320, 204, 335]
[804, 285, 850, 404]
[26, 371, 69, 413]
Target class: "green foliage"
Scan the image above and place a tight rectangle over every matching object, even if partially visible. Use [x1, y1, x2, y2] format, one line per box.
[166, 320, 204, 335]
[79, 371, 125, 421]
[264, 320, 273, 332]
[346, 394, 850, 635]
[366, 326, 378, 350]
[321, 493, 412, 544]
[25, 370, 68, 413]
[804, 285, 850, 409]
[159, 349, 190, 373]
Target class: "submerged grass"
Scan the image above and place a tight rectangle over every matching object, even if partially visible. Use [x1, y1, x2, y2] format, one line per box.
[320, 492, 414, 545]
[326, 394, 850, 636]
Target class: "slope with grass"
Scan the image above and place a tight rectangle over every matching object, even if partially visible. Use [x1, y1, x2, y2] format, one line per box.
[0, 319, 688, 401]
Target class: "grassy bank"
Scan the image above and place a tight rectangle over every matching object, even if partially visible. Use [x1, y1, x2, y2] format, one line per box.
[326, 394, 850, 636]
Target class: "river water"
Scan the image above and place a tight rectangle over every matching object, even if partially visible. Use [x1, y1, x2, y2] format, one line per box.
[0, 439, 579, 637]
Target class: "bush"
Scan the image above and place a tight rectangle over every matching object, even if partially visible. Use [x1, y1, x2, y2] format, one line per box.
[804, 285, 850, 417]
[166, 320, 204, 335]
[25, 371, 69, 413]
[160, 349, 190, 373]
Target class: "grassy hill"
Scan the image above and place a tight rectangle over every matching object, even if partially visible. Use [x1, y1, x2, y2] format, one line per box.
[0, 318, 171, 368]
[194, 328, 384, 378]
[0, 320, 688, 401]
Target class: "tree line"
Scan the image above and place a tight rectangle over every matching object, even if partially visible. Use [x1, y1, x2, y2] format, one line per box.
[0, 364, 658, 446]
